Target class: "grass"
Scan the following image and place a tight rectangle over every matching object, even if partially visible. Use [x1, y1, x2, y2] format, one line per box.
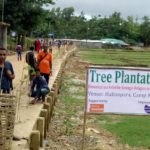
[79, 48, 150, 67]
[103, 116, 150, 148]
[78, 48, 150, 148]
[59, 48, 150, 148]
[59, 76, 84, 116]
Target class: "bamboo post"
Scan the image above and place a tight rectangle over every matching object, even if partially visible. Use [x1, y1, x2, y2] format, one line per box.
[81, 112, 87, 150]
[81, 66, 89, 150]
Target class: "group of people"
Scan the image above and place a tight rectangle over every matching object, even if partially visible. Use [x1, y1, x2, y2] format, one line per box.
[0, 44, 52, 105]
[26, 46, 52, 104]
[16, 38, 73, 62]
[34, 38, 72, 52]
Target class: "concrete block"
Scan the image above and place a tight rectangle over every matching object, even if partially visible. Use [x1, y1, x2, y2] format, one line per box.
[37, 117, 45, 147]
[49, 91, 55, 106]
[43, 103, 51, 126]
[47, 96, 52, 105]
[29, 130, 40, 150]
[40, 109, 48, 138]
[46, 96, 53, 117]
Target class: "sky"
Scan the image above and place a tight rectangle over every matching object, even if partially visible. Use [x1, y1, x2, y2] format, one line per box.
[46, 0, 150, 20]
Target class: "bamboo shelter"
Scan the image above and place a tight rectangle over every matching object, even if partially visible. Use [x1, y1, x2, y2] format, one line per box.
[0, 94, 16, 150]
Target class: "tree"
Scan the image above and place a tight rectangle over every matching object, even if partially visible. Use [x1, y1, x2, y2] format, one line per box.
[140, 16, 150, 46]
[4, 0, 54, 34]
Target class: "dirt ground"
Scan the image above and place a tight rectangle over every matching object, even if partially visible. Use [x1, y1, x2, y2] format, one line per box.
[7, 52, 27, 92]
[45, 53, 149, 150]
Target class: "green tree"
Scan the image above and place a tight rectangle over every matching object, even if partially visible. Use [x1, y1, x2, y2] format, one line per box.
[124, 16, 140, 44]
[4, 0, 54, 34]
[140, 16, 150, 46]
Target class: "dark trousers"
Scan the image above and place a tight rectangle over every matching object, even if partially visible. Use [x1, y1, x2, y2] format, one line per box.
[17, 51, 22, 61]
[2, 89, 10, 93]
[31, 87, 50, 101]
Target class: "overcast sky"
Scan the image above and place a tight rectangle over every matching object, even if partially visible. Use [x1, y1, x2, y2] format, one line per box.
[46, 0, 150, 20]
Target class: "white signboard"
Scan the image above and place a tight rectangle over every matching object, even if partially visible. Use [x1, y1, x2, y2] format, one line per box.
[86, 66, 150, 115]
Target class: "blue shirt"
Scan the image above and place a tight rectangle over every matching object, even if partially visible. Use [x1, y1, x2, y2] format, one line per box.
[31, 75, 48, 90]
[0, 61, 14, 92]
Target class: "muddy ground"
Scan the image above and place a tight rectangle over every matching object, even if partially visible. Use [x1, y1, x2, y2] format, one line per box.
[45, 53, 148, 150]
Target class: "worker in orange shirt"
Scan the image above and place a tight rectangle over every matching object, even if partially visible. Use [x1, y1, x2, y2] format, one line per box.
[37, 46, 52, 84]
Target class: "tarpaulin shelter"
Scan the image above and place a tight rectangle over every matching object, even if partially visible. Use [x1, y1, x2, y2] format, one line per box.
[99, 38, 129, 47]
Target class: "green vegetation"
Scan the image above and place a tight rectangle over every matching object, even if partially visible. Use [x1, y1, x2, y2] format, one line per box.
[59, 48, 150, 148]
[103, 116, 150, 148]
[79, 48, 150, 67]
[2, 1, 150, 46]
[7, 36, 34, 51]
[79, 48, 150, 148]
[59, 75, 84, 116]
[4, 0, 54, 35]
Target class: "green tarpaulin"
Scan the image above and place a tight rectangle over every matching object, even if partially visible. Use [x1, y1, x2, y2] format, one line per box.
[99, 38, 128, 46]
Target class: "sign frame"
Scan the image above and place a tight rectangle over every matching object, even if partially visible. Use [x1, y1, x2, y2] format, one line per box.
[81, 65, 150, 150]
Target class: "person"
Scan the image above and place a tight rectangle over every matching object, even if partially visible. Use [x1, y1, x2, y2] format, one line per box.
[25, 46, 37, 81]
[5, 61, 15, 91]
[0, 48, 17, 141]
[57, 40, 61, 51]
[37, 46, 52, 84]
[16, 43, 22, 61]
[30, 69, 50, 104]
[34, 38, 41, 52]
[0, 48, 15, 93]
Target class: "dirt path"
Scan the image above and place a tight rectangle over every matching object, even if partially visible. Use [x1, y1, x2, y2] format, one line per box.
[7, 53, 27, 93]
[10, 46, 76, 149]
[8, 48, 62, 149]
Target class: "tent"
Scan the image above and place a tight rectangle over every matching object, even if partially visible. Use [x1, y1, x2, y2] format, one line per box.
[99, 38, 129, 47]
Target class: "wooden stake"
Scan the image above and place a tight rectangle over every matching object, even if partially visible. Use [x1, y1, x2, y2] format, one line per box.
[81, 111, 87, 150]
[81, 66, 89, 150]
